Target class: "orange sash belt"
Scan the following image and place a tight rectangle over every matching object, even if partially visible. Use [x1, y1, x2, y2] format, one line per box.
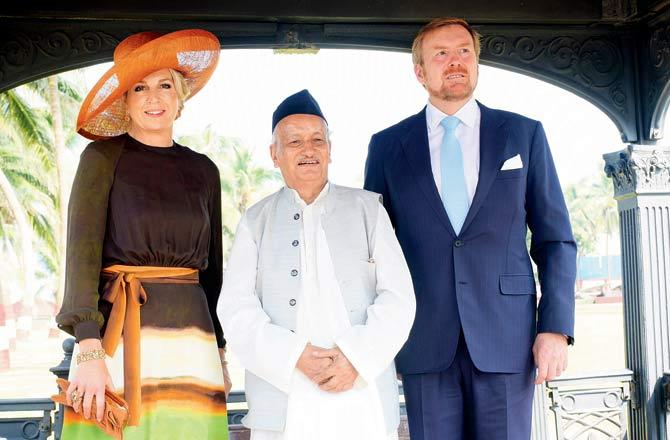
[100, 265, 199, 426]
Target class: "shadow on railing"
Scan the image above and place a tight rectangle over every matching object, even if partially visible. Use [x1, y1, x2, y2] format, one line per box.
[0, 339, 638, 440]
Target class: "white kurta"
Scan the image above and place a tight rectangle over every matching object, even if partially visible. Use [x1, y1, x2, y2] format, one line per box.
[251, 184, 395, 440]
[219, 183, 414, 440]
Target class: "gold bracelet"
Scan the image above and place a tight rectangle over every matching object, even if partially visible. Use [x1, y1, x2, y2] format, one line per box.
[77, 348, 106, 365]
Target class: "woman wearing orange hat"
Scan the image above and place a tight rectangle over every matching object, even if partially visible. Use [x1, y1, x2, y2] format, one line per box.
[56, 29, 230, 439]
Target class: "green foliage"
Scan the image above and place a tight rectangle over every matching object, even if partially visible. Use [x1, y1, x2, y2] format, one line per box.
[564, 171, 618, 257]
[0, 73, 84, 303]
[178, 125, 282, 259]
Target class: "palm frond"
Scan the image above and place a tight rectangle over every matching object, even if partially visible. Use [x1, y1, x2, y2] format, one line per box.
[57, 78, 83, 103]
[0, 89, 52, 148]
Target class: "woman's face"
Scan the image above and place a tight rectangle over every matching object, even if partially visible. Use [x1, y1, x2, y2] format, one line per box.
[125, 68, 180, 137]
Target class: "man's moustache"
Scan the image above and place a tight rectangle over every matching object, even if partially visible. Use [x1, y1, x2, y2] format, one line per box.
[443, 69, 468, 76]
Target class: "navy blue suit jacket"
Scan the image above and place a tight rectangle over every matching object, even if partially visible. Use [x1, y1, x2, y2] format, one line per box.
[364, 102, 576, 374]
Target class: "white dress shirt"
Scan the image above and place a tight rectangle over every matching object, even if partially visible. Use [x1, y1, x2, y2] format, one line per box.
[426, 97, 481, 203]
[222, 183, 411, 440]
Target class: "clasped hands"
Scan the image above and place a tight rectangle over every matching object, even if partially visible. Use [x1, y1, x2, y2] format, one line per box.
[296, 343, 359, 393]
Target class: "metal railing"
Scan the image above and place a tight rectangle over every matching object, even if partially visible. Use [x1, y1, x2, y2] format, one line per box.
[0, 399, 54, 440]
[545, 370, 635, 440]
[0, 339, 641, 440]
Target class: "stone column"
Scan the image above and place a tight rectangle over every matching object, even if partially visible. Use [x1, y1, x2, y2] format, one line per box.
[604, 145, 670, 440]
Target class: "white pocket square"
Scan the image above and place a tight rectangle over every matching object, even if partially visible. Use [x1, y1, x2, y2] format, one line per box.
[501, 154, 523, 170]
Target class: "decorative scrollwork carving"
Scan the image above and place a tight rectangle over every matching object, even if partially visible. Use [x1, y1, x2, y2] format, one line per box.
[0, 29, 118, 84]
[485, 36, 507, 57]
[647, 22, 670, 139]
[579, 38, 620, 88]
[650, 24, 670, 71]
[36, 31, 72, 59]
[481, 34, 625, 117]
[547, 37, 579, 70]
[609, 84, 626, 109]
[1, 33, 35, 67]
[515, 36, 547, 62]
[72, 31, 119, 56]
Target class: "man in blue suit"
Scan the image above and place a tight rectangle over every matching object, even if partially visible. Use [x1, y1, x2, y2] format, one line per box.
[364, 17, 577, 439]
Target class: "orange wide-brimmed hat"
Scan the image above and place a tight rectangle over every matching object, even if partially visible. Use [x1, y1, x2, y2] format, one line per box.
[77, 29, 220, 140]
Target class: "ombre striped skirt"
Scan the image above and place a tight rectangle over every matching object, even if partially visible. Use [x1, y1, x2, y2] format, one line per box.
[62, 282, 229, 439]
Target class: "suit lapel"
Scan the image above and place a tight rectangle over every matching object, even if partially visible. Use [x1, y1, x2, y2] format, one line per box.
[400, 109, 456, 235]
[460, 103, 510, 233]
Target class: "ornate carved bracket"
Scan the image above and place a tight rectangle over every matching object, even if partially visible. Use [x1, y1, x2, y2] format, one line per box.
[479, 31, 635, 142]
[647, 18, 670, 140]
[604, 146, 670, 198]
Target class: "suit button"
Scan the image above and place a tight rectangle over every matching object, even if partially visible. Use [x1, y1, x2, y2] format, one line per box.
[292, 240, 299, 247]
[289, 299, 297, 306]
[294, 213, 300, 220]
[454, 240, 464, 248]
[291, 269, 298, 276]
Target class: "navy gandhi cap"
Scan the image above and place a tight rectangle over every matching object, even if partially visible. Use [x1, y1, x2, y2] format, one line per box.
[272, 89, 327, 132]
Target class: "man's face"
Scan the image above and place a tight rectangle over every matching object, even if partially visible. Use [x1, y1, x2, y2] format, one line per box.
[414, 25, 479, 104]
[270, 114, 331, 190]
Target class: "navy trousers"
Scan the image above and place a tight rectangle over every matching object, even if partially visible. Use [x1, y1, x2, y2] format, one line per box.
[402, 333, 536, 440]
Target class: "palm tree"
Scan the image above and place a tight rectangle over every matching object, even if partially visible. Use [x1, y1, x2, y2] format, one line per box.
[226, 146, 281, 215]
[178, 125, 281, 257]
[592, 173, 619, 285]
[0, 87, 53, 337]
[564, 170, 619, 290]
[0, 72, 84, 335]
[0, 168, 35, 337]
[29, 73, 84, 310]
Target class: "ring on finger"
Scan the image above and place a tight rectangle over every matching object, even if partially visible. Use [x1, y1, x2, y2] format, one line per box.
[71, 390, 79, 404]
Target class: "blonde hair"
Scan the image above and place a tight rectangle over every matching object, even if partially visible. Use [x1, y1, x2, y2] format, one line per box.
[123, 68, 191, 120]
[411, 17, 481, 65]
[169, 68, 190, 117]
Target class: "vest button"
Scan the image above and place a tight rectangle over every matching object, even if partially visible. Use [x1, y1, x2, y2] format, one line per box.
[291, 269, 298, 276]
[454, 240, 464, 247]
[294, 213, 301, 220]
[289, 299, 297, 306]
[292, 240, 299, 247]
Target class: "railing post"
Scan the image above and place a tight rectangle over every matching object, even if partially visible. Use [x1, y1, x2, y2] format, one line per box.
[664, 372, 670, 438]
[49, 337, 74, 440]
[531, 383, 550, 440]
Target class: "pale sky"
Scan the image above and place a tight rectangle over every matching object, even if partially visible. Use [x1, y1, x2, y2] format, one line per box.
[83, 48, 667, 188]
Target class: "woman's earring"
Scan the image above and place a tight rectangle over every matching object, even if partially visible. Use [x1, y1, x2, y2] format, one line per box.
[123, 114, 130, 122]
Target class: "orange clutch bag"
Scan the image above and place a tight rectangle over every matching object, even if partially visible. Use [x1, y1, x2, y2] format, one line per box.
[51, 378, 130, 440]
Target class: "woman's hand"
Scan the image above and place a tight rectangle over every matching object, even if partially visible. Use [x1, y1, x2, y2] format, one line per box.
[66, 339, 114, 422]
[218, 348, 232, 398]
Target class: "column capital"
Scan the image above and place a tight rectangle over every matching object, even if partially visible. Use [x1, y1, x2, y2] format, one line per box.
[603, 145, 670, 198]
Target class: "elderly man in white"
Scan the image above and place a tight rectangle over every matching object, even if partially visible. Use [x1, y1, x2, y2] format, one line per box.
[218, 89, 416, 440]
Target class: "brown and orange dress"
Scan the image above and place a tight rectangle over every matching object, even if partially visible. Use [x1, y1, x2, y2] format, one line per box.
[56, 133, 228, 439]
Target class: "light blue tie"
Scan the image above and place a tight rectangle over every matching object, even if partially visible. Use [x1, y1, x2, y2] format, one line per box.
[440, 116, 469, 235]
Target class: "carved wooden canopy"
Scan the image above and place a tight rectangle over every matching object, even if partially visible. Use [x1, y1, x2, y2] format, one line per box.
[1, 1, 669, 143]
